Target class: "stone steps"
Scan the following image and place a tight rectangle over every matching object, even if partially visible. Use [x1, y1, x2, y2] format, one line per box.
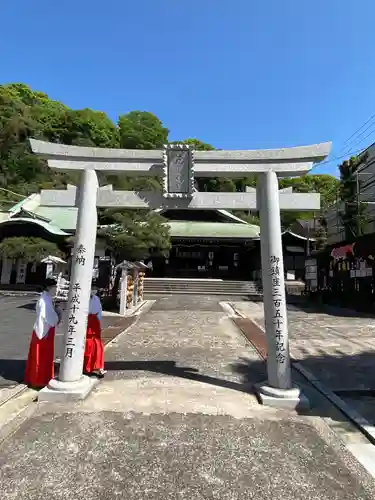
[144, 278, 263, 296]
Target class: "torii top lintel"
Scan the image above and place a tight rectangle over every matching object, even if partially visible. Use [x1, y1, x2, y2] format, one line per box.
[29, 139, 332, 178]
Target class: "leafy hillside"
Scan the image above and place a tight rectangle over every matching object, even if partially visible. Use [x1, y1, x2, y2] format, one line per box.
[0, 82, 339, 232]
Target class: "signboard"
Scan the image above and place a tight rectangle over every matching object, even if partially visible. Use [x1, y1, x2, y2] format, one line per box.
[286, 246, 304, 253]
[305, 258, 318, 291]
[162, 144, 194, 198]
[331, 243, 355, 260]
[16, 261, 27, 284]
[168, 149, 190, 193]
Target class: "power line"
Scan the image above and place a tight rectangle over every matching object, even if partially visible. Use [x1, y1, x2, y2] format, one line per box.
[310, 112, 375, 174]
[341, 127, 375, 156]
[310, 142, 372, 173]
[341, 113, 375, 148]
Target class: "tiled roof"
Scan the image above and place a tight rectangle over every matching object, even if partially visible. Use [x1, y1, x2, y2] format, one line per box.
[168, 221, 260, 239]
[0, 217, 69, 236]
[33, 206, 78, 231]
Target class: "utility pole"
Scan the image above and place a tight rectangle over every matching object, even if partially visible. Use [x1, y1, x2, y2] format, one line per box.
[356, 169, 360, 237]
[306, 218, 310, 257]
[336, 189, 341, 240]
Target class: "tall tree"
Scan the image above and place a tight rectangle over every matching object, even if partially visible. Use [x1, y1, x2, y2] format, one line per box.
[118, 111, 169, 149]
[338, 154, 368, 240]
[47, 108, 119, 148]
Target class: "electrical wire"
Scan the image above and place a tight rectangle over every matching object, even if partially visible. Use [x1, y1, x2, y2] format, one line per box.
[310, 143, 372, 173]
[341, 113, 375, 148]
[341, 128, 375, 156]
[310, 112, 375, 174]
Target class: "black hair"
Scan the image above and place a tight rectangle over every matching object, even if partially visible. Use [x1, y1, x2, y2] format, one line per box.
[43, 277, 57, 290]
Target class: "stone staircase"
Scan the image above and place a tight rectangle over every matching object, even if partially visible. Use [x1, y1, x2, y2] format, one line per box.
[143, 278, 263, 296]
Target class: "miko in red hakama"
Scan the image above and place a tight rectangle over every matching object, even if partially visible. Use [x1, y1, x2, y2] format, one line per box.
[83, 294, 105, 375]
[24, 289, 59, 389]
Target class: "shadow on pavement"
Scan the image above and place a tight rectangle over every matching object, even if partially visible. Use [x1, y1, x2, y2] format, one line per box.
[0, 359, 26, 385]
[104, 359, 264, 394]
[239, 295, 263, 302]
[16, 302, 37, 311]
[3, 350, 375, 432]
[104, 350, 375, 427]
[286, 295, 375, 318]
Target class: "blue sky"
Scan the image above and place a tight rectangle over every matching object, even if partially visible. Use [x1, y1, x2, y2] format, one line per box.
[2, 1, 375, 176]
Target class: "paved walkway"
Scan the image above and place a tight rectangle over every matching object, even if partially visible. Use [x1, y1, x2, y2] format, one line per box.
[0, 296, 374, 499]
[233, 301, 375, 391]
[232, 301, 375, 424]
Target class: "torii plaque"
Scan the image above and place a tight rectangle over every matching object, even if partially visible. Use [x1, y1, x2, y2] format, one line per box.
[30, 138, 331, 407]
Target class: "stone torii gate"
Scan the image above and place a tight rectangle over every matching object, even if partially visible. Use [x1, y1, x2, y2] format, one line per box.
[30, 139, 331, 406]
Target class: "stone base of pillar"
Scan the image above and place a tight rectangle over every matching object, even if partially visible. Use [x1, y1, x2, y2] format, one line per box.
[255, 382, 310, 411]
[38, 375, 98, 403]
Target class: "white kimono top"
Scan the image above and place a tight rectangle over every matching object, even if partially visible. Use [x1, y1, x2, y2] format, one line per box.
[89, 294, 102, 321]
[33, 291, 59, 339]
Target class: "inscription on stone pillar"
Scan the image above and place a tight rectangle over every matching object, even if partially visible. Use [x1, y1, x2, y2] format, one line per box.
[269, 255, 287, 365]
[162, 144, 194, 198]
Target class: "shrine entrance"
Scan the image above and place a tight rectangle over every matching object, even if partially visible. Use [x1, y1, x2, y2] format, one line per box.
[30, 139, 331, 408]
[150, 243, 250, 279]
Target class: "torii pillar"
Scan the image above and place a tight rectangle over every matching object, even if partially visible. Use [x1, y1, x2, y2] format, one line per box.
[256, 171, 307, 408]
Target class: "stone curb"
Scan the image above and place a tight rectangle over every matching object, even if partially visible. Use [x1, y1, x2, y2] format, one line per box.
[0, 385, 28, 407]
[0, 291, 39, 297]
[0, 391, 38, 446]
[293, 363, 375, 445]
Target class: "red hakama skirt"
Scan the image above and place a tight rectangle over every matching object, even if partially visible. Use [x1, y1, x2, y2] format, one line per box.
[83, 314, 104, 373]
[24, 327, 55, 388]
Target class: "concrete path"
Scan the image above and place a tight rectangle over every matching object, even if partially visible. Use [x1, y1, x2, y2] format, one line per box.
[1, 296, 375, 499]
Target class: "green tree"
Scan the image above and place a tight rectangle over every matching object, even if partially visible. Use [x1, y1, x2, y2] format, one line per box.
[114, 111, 170, 191]
[314, 217, 328, 251]
[277, 174, 340, 230]
[0, 83, 121, 202]
[170, 138, 215, 151]
[279, 174, 340, 209]
[0, 84, 172, 258]
[48, 108, 119, 148]
[118, 111, 169, 149]
[0, 237, 63, 261]
[0, 87, 44, 195]
[338, 154, 368, 240]
[99, 209, 171, 262]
